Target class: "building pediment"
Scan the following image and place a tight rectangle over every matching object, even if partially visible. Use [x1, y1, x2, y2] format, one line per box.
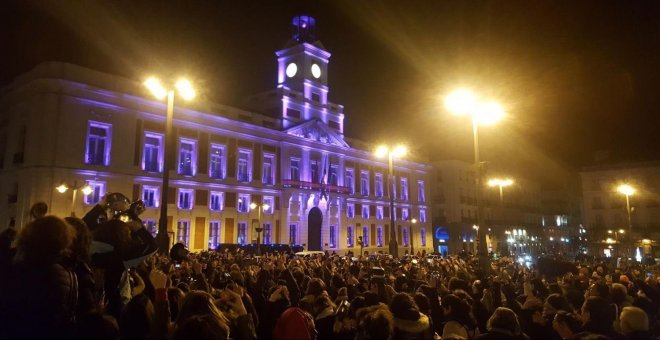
[285, 118, 349, 148]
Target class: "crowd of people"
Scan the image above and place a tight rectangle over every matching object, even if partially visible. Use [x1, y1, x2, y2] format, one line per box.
[0, 194, 659, 339]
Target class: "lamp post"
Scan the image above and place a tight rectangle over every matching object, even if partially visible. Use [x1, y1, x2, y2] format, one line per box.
[56, 181, 93, 217]
[250, 202, 270, 255]
[472, 225, 480, 255]
[410, 218, 417, 255]
[445, 89, 504, 274]
[608, 229, 625, 258]
[617, 184, 635, 257]
[375, 144, 408, 258]
[144, 77, 196, 254]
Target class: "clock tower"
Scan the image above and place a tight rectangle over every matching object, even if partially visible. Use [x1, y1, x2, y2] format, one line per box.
[274, 15, 345, 134]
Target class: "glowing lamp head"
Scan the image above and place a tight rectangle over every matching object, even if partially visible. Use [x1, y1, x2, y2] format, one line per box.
[374, 145, 389, 158]
[392, 145, 407, 158]
[617, 184, 635, 196]
[608, 230, 613, 234]
[444, 89, 478, 116]
[176, 79, 196, 101]
[411, 218, 417, 224]
[56, 184, 69, 193]
[250, 202, 258, 210]
[474, 101, 505, 125]
[144, 77, 167, 100]
[619, 229, 625, 234]
[81, 185, 94, 196]
[262, 203, 271, 211]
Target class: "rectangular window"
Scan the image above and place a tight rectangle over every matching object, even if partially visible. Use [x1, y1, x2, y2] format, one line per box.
[210, 191, 224, 211]
[362, 226, 369, 247]
[290, 158, 300, 181]
[345, 168, 354, 194]
[209, 221, 221, 249]
[178, 189, 194, 210]
[85, 121, 111, 166]
[262, 154, 275, 185]
[420, 228, 427, 247]
[142, 185, 159, 208]
[263, 223, 272, 245]
[329, 165, 338, 186]
[360, 171, 370, 196]
[143, 132, 163, 172]
[237, 194, 250, 213]
[263, 196, 274, 214]
[362, 205, 370, 219]
[347, 204, 355, 218]
[289, 224, 298, 245]
[420, 209, 427, 223]
[84, 181, 106, 205]
[178, 138, 197, 176]
[329, 225, 337, 248]
[237, 149, 252, 182]
[375, 173, 384, 197]
[311, 161, 319, 183]
[209, 144, 226, 180]
[377, 226, 384, 247]
[177, 220, 190, 247]
[347, 226, 354, 247]
[144, 219, 157, 237]
[402, 227, 409, 246]
[401, 178, 408, 201]
[417, 180, 426, 202]
[237, 222, 248, 245]
[402, 208, 409, 221]
[376, 206, 384, 220]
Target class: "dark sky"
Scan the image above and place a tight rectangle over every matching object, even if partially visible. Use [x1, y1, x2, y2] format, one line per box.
[2, 1, 660, 179]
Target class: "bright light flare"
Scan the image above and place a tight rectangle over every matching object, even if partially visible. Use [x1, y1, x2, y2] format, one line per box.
[374, 145, 389, 158]
[175, 79, 196, 100]
[411, 218, 417, 224]
[262, 203, 271, 211]
[444, 89, 478, 116]
[250, 202, 258, 210]
[144, 77, 167, 100]
[617, 184, 635, 196]
[81, 185, 94, 196]
[474, 101, 505, 125]
[56, 184, 68, 193]
[392, 145, 407, 158]
[488, 178, 514, 187]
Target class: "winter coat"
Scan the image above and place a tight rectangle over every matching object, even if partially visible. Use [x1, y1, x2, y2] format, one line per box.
[393, 312, 434, 340]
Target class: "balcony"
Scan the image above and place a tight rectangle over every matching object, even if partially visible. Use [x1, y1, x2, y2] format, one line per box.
[282, 179, 351, 194]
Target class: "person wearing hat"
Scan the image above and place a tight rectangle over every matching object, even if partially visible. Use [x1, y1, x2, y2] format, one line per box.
[389, 292, 433, 339]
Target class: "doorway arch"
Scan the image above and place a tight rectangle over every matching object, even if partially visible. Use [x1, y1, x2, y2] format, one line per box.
[307, 207, 323, 251]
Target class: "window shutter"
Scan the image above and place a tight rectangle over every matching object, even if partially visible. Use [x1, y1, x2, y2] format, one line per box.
[198, 133, 208, 175]
[225, 192, 237, 208]
[227, 138, 237, 179]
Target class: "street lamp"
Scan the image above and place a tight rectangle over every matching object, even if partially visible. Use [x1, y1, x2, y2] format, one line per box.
[445, 88, 505, 273]
[145, 76, 196, 254]
[608, 229, 625, 258]
[375, 144, 408, 258]
[250, 202, 270, 255]
[410, 218, 417, 255]
[56, 181, 93, 216]
[617, 183, 635, 257]
[487, 178, 514, 207]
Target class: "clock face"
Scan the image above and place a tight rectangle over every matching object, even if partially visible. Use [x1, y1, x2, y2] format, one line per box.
[286, 63, 298, 78]
[311, 64, 322, 79]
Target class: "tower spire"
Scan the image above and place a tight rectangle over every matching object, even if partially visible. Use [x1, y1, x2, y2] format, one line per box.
[292, 15, 317, 43]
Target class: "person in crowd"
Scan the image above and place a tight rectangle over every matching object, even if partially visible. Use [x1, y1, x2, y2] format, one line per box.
[389, 292, 433, 339]
[441, 293, 480, 339]
[476, 307, 529, 339]
[0, 216, 78, 338]
[619, 306, 652, 339]
[551, 310, 582, 340]
[356, 304, 395, 339]
[574, 296, 623, 339]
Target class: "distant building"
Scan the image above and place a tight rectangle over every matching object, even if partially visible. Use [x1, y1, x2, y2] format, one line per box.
[0, 15, 433, 254]
[581, 161, 660, 257]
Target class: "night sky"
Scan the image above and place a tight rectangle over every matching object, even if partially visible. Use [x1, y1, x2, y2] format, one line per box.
[2, 1, 660, 179]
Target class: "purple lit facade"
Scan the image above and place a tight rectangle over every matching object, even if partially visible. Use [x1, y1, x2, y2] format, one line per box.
[0, 16, 432, 253]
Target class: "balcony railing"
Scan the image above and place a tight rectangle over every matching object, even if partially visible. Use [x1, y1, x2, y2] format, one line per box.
[282, 179, 351, 194]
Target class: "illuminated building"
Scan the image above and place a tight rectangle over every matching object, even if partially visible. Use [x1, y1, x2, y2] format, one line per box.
[0, 16, 432, 253]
